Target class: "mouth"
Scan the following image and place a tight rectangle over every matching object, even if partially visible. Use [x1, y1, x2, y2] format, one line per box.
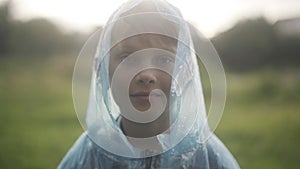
[130, 91, 161, 101]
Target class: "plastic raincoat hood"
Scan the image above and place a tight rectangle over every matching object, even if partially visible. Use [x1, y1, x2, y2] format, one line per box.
[58, 0, 241, 168]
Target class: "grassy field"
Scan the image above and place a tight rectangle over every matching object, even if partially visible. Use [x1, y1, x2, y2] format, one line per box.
[0, 55, 299, 169]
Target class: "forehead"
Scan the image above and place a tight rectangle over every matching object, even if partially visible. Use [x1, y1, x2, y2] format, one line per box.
[111, 34, 178, 55]
[110, 10, 179, 54]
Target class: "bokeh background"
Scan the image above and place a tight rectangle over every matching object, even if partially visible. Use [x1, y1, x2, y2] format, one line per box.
[0, 0, 299, 168]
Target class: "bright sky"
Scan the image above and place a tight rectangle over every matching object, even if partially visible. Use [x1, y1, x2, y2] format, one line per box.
[2, 0, 300, 37]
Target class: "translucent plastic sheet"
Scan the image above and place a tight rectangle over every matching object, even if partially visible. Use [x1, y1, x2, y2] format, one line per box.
[59, 0, 240, 168]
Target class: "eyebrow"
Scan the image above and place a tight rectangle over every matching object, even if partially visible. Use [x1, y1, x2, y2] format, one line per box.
[110, 43, 132, 58]
[110, 34, 178, 58]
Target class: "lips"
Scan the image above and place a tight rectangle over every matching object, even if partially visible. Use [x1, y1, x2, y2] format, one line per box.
[130, 91, 161, 101]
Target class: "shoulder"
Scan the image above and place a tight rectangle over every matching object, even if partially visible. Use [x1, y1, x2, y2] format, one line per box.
[57, 132, 100, 169]
[204, 134, 240, 169]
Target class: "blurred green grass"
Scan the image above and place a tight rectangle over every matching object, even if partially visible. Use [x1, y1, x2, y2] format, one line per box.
[215, 71, 300, 169]
[0, 56, 299, 169]
[0, 56, 82, 169]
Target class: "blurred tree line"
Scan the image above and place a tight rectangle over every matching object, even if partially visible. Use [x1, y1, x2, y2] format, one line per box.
[0, 1, 85, 58]
[212, 17, 300, 72]
[1, 1, 299, 71]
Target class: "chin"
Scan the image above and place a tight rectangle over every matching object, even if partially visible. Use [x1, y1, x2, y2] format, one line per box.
[132, 105, 151, 112]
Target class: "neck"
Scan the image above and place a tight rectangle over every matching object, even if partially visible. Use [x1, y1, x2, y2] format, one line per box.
[120, 111, 170, 138]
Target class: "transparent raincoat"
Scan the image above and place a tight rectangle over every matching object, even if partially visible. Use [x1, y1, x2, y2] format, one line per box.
[58, 0, 241, 168]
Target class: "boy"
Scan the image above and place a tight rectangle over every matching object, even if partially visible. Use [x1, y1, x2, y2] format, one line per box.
[58, 0, 240, 168]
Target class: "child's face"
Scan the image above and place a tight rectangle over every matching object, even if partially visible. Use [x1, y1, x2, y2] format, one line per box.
[109, 34, 177, 113]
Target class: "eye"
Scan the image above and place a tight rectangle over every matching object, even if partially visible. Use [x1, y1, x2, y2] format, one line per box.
[120, 53, 129, 61]
[119, 53, 137, 65]
[158, 55, 175, 64]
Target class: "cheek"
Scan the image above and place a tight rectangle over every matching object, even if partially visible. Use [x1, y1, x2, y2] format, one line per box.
[166, 76, 173, 91]
[109, 59, 120, 83]
[109, 65, 114, 83]
[160, 73, 173, 92]
[110, 62, 130, 92]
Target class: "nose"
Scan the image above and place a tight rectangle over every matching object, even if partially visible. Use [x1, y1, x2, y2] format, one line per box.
[134, 69, 157, 85]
